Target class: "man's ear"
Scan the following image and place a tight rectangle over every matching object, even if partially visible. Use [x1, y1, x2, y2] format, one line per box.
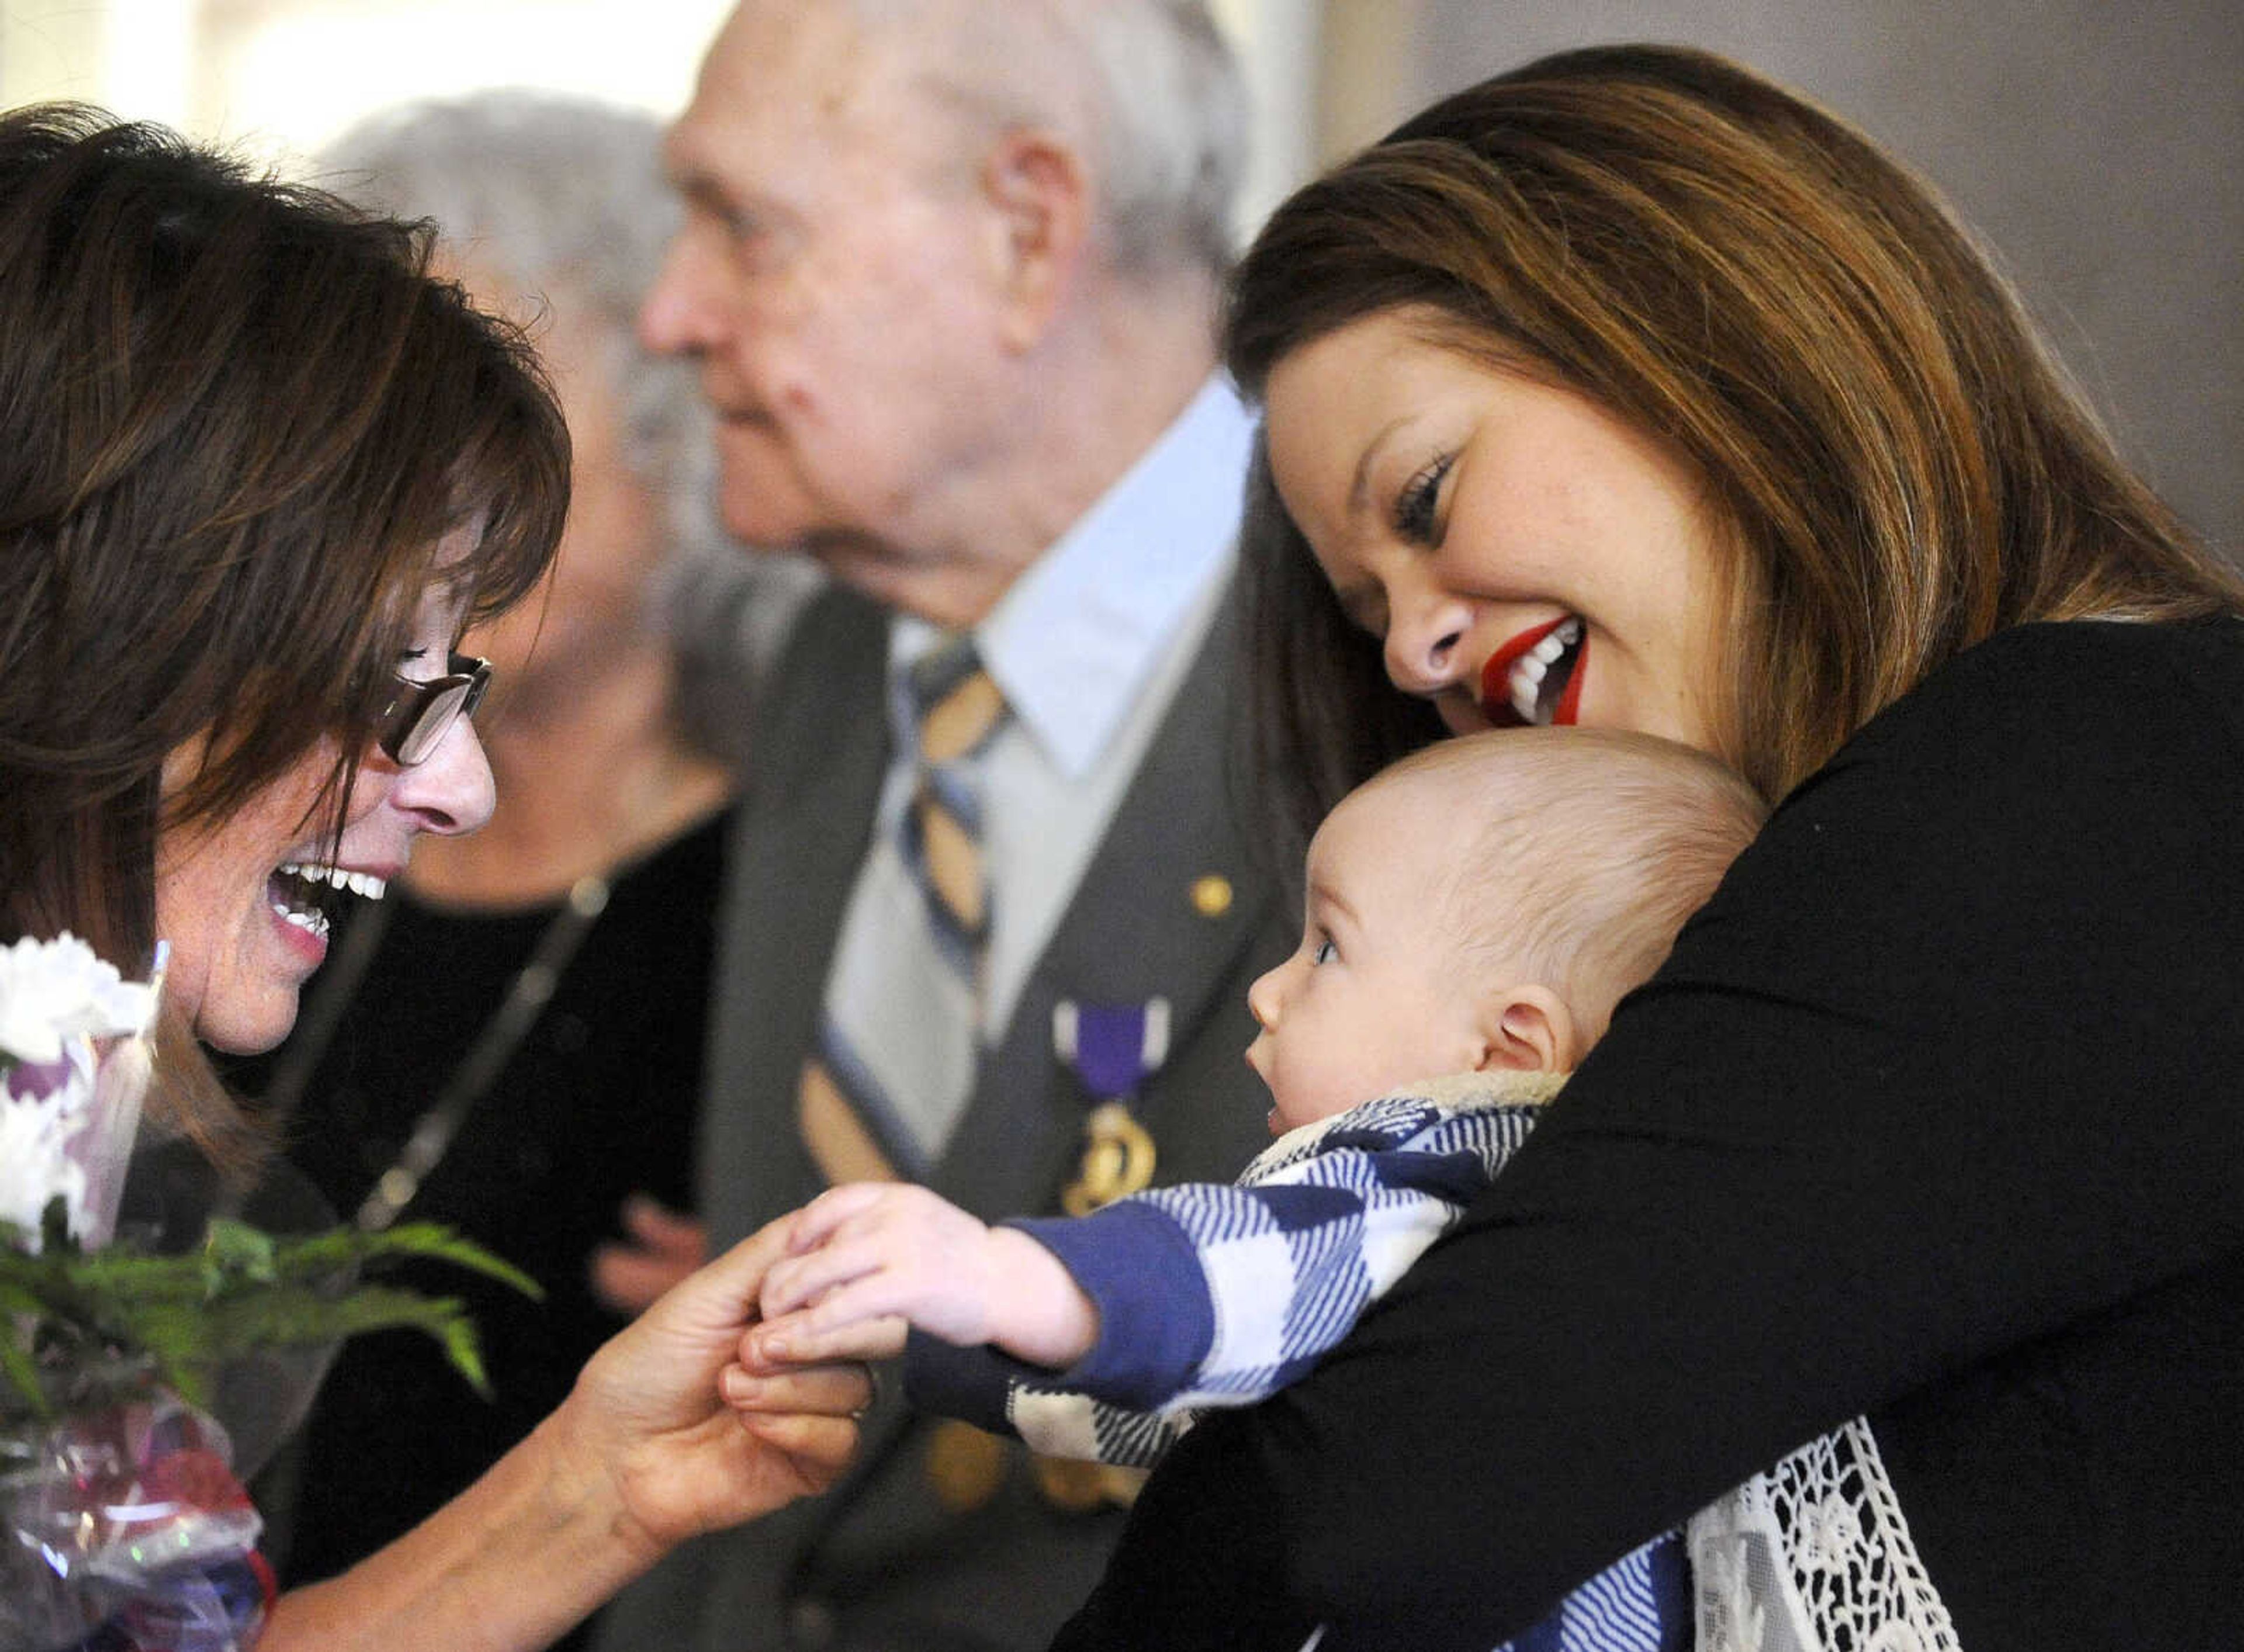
[1475, 985, 1578, 1074]
[980, 127, 1089, 352]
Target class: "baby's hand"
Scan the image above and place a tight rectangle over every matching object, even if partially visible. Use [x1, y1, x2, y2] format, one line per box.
[756, 1183, 1008, 1348]
[752, 1183, 1097, 1370]
[750, 1305, 908, 1366]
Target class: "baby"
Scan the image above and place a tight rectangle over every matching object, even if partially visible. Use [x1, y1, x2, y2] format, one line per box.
[742, 727, 1765, 1648]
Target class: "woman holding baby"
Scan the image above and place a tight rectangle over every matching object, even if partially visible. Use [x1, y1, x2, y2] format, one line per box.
[1051, 42, 2244, 1652]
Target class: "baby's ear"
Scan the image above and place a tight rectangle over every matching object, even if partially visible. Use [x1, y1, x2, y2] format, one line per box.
[1477, 985, 1577, 1074]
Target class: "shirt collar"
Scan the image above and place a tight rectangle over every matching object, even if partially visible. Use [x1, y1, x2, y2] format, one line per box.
[891, 376, 1253, 778]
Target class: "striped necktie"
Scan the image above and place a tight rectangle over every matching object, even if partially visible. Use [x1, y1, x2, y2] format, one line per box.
[800, 634, 1007, 1185]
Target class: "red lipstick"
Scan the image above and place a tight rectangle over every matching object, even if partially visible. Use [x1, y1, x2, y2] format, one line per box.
[1478, 615, 1586, 727]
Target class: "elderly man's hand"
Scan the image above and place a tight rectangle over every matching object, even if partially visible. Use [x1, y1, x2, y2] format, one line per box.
[590, 1195, 709, 1316]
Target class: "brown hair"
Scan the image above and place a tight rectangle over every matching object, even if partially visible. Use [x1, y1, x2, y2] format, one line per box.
[0, 106, 568, 1144]
[1227, 44, 2240, 837]
[1371, 728, 1765, 1037]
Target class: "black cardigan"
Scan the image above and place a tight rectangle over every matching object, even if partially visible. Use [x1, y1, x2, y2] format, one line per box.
[1055, 618, 2244, 1651]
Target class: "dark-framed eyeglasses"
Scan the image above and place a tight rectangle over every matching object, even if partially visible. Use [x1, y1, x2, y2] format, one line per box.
[376, 654, 491, 766]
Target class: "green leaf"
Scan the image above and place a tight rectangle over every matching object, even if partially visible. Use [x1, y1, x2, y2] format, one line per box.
[359, 1223, 544, 1300]
[0, 1319, 50, 1418]
[203, 1219, 278, 1283]
[39, 1196, 71, 1253]
[2, 1217, 539, 1411]
[438, 1315, 493, 1398]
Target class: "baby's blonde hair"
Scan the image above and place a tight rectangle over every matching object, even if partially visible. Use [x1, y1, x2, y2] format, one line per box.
[1367, 728, 1767, 1041]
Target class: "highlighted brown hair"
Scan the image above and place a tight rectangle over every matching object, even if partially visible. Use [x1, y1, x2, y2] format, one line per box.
[1227, 44, 2239, 836]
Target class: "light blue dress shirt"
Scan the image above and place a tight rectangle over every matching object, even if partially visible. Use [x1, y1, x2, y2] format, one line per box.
[825, 376, 1256, 1156]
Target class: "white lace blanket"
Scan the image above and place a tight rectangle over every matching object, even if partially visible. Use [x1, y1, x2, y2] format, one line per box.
[1689, 1417, 1963, 1652]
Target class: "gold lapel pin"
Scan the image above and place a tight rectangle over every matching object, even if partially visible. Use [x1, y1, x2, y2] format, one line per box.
[1190, 873, 1233, 917]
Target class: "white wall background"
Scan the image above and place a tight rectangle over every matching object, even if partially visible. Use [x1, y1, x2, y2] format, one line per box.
[4, 0, 2235, 546]
[0, 0, 1320, 238]
[1323, 0, 2241, 551]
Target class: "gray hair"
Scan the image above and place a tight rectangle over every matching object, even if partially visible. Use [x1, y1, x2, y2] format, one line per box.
[857, 0, 1249, 277]
[323, 91, 689, 495]
[320, 89, 816, 741]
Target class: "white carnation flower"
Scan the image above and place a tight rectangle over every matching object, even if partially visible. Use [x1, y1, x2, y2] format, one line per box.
[0, 1087, 89, 1245]
[0, 932, 158, 1067]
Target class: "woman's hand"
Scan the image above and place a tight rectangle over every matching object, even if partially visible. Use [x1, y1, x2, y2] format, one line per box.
[557, 1214, 872, 1559]
[263, 1215, 870, 1652]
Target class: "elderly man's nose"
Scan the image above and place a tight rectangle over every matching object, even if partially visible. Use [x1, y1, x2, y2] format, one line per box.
[639, 235, 722, 356]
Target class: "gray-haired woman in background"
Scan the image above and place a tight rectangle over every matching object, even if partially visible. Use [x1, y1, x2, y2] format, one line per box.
[236, 92, 816, 1645]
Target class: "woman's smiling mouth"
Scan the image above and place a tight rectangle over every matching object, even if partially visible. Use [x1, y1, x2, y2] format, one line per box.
[269, 859, 389, 943]
[1480, 615, 1586, 726]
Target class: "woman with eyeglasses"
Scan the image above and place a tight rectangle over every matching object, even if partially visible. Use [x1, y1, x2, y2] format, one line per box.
[228, 96, 818, 1646]
[0, 105, 866, 1650]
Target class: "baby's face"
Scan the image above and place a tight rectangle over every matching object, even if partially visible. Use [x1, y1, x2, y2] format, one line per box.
[1245, 773, 1502, 1134]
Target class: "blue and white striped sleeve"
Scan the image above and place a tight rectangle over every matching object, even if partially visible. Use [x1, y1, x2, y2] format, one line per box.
[904, 1097, 1544, 1464]
[1023, 1098, 1537, 1406]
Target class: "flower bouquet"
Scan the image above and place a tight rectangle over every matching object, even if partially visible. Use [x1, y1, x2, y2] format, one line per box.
[0, 936, 536, 1652]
